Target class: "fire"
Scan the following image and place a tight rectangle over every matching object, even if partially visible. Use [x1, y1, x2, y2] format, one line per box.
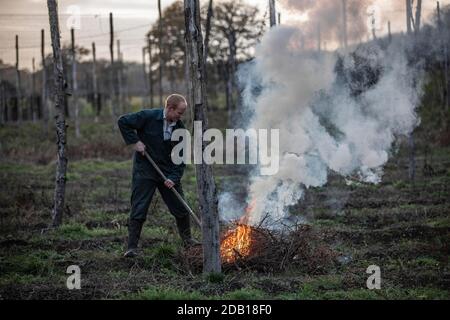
[220, 199, 256, 263]
[220, 224, 254, 263]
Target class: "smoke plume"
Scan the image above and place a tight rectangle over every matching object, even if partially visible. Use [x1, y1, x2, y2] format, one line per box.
[279, 0, 375, 47]
[229, 25, 423, 227]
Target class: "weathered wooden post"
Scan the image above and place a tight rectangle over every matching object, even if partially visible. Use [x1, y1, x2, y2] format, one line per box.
[184, 0, 221, 274]
[47, 0, 68, 227]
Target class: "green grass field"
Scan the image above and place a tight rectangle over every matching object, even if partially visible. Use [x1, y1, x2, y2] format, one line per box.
[0, 114, 449, 300]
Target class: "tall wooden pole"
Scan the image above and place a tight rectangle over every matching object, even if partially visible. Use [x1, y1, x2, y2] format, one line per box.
[92, 42, 100, 122]
[32, 57, 36, 122]
[269, 0, 276, 27]
[47, 0, 68, 227]
[15, 35, 22, 122]
[71, 28, 80, 137]
[117, 39, 123, 114]
[184, 0, 220, 274]
[415, 0, 422, 34]
[109, 12, 117, 118]
[406, 0, 412, 34]
[41, 29, 49, 131]
[158, 0, 163, 106]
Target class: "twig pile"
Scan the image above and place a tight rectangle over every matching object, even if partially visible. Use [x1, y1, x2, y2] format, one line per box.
[181, 223, 337, 274]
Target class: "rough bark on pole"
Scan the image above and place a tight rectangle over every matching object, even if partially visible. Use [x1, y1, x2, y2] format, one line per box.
[41, 29, 49, 132]
[158, 0, 163, 106]
[184, 0, 221, 274]
[147, 36, 154, 108]
[71, 28, 80, 137]
[47, 0, 68, 228]
[269, 0, 276, 27]
[92, 42, 100, 122]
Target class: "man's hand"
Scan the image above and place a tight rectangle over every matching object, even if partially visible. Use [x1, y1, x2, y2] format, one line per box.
[133, 141, 146, 156]
[164, 179, 175, 189]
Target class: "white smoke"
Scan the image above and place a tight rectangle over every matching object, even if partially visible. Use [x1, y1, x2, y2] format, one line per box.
[237, 26, 422, 227]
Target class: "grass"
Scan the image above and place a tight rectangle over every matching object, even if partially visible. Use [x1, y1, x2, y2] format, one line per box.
[0, 114, 449, 300]
[125, 286, 207, 300]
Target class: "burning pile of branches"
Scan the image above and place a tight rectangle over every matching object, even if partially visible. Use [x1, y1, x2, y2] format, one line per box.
[181, 223, 337, 274]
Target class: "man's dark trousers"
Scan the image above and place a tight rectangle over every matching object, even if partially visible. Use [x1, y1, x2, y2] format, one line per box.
[131, 176, 188, 222]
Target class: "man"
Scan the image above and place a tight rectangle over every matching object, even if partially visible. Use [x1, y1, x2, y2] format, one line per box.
[118, 94, 198, 258]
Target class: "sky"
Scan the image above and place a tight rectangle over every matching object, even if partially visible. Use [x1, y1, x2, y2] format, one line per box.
[0, 0, 448, 71]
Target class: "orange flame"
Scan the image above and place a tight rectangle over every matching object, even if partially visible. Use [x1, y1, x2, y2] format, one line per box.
[220, 224, 254, 263]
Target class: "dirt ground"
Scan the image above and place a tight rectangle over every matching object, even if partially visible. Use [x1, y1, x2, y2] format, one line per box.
[0, 120, 449, 300]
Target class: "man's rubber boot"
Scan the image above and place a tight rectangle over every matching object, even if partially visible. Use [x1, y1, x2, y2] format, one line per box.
[176, 215, 200, 248]
[124, 219, 144, 258]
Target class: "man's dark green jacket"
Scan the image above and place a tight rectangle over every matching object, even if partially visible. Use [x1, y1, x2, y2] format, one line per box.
[118, 108, 186, 184]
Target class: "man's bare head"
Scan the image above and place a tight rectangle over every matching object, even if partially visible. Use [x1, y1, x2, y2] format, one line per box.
[165, 94, 188, 122]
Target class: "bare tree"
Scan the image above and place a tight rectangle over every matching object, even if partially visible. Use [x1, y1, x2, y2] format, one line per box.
[184, 0, 221, 274]
[47, 0, 68, 227]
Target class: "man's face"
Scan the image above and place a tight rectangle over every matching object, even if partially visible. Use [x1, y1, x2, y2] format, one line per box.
[166, 103, 187, 122]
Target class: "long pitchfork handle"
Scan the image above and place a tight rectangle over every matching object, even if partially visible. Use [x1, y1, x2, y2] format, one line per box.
[143, 150, 202, 228]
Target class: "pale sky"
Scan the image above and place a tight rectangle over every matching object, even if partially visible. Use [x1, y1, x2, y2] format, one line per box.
[0, 0, 448, 71]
